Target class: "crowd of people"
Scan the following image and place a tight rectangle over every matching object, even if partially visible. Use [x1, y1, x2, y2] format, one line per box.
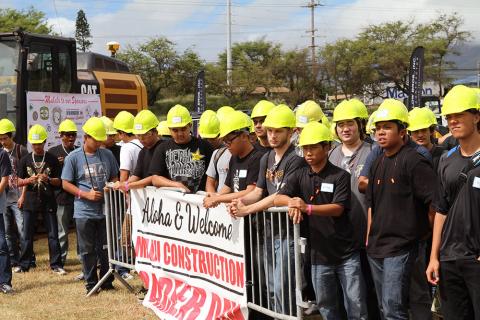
[0, 84, 478, 320]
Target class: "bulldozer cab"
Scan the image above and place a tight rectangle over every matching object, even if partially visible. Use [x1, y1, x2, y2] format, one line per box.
[0, 31, 77, 144]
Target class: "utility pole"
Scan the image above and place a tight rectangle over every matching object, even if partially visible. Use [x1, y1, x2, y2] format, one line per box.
[477, 60, 480, 88]
[304, 0, 321, 99]
[226, 0, 233, 87]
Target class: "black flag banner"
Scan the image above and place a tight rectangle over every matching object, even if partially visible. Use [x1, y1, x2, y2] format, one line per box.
[407, 46, 425, 109]
[193, 70, 206, 136]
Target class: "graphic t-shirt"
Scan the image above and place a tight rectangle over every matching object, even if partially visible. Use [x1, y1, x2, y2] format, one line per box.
[4, 143, 28, 204]
[18, 152, 61, 211]
[61, 148, 119, 219]
[149, 136, 213, 193]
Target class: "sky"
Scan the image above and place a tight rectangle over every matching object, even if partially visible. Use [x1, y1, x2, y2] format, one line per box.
[4, 0, 480, 62]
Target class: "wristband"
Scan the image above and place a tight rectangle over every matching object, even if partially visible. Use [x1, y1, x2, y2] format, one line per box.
[307, 204, 313, 216]
[124, 181, 129, 192]
[76, 190, 82, 199]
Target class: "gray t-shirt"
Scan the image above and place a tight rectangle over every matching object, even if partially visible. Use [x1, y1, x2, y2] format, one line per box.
[5, 144, 28, 204]
[206, 147, 232, 192]
[329, 141, 373, 248]
[61, 148, 119, 219]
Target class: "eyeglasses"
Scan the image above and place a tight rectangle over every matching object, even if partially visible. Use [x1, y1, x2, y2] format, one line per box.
[223, 132, 242, 146]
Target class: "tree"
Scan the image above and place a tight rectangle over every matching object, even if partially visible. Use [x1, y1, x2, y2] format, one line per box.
[75, 9, 92, 52]
[0, 7, 51, 34]
[117, 38, 179, 106]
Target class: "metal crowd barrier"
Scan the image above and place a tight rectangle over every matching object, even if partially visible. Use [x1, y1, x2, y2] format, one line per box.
[87, 185, 135, 296]
[246, 207, 307, 320]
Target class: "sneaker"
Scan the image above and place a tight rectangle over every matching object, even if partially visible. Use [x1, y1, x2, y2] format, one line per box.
[74, 272, 84, 281]
[0, 284, 13, 294]
[52, 267, 67, 275]
[13, 266, 26, 273]
[121, 273, 134, 281]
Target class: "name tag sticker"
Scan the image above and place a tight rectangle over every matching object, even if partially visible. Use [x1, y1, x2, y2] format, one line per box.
[321, 183, 334, 193]
[239, 170, 247, 178]
[473, 177, 480, 189]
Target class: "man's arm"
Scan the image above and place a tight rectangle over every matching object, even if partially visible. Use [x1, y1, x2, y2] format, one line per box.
[426, 213, 446, 285]
[62, 179, 103, 201]
[0, 176, 8, 194]
[366, 207, 372, 246]
[204, 184, 256, 208]
[119, 170, 130, 182]
[205, 176, 218, 193]
[152, 175, 190, 192]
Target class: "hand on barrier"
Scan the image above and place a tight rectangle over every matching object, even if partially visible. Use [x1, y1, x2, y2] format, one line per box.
[426, 259, 440, 285]
[288, 207, 303, 224]
[173, 182, 190, 193]
[203, 193, 219, 208]
[83, 188, 104, 201]
[227, 199, 248, 219]
[112, 181, 128, 193]
[288, 197, 307, 212]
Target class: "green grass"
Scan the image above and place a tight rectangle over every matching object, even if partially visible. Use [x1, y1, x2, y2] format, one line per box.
[0, 233, 157, 320]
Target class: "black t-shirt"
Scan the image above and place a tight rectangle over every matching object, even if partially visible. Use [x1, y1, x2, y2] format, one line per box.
[257, 145, 306, 196]
[49, 144, 77, 205]
[107, 144, 121, 167]
[430, 144, 447, 172]
[18, 151, 61, 211]
[279, 162, 358, 265]
[253, 141, 271, 154]
[0, 148, 12, 178]
[441, 135, 458, 151]
[149, 136, 213, 192]
[366, 146, 436, 258]
[133, 139, 163, 180]
[433, 146, 480, 261]
[224, 147, 262, 192]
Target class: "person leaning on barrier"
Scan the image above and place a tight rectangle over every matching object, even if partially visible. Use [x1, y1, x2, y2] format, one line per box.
[426, 85, 480, 320]
[150, 105, 213, 193]
[201, 109, 232, 193]
[100, 116, 121, 166]
[274, 121, 367, 320]
[365, 100, 437, 320]
[17, 125, 66, 275]
[114, 110, 161, 191]
[0, 119, 29, 270]
[250, 100, 275, 153]
[203, 111, 262, 208]
[113, 111, 143, 183]
[61, 117, 119, 294]
[0, 145, 13, 294]
[48, 119, 78, 266]
[228, 104, 305, 316]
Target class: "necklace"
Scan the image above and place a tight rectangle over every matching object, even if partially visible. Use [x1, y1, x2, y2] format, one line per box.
[32, 152, 46, 170]
[62, 143, 72, 156]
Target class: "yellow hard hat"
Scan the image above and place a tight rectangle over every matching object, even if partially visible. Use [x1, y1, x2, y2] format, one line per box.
[133, 110, 160, 135]
[251, 100, 275, 119]
[0, 118, 16, 134]
[100, 116, 117, 135]
[28, 124, 48, 144]
[243, 113, 255, 133]
[198, 110, 220, 138]
[299, 122, 333, 146]
[219, 111, 250, 138]
[113, 111, 134, 133]
[216, 106, 235, 122]
[373, 99, 409, 125]
[157, 120, 171, 136]
[333, 99, 368, 123]
[442, 85, 480, 116]
[349, 98, 369, 119]
[263, 104, 296, 129]
[296, 100, 325, 128]
[366, 110, 378, 134]
[167, 104, 192, 128]
[83, 117, 107, 142]
[408, 107, 437, 132]
[58, 119, 78, 133]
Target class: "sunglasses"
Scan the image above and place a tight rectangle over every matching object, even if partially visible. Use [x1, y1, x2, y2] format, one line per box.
[223, 132, 242, 146]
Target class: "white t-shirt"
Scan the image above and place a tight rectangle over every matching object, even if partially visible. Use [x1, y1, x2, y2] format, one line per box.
[206, 147, 232, 192]
[119, 139, 143, 174]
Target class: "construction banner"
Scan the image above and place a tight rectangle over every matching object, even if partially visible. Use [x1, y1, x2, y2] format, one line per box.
[26, 91, 101, 150]
[130, 187, 248, 320]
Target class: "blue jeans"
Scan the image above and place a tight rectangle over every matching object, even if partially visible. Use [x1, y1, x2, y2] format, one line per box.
[264, 236, 296, 315]
[20, 208, 63, 270]
[312, 252, 368, 320]
[368, 245, 418, 320]
[3, 202, 24, 266]
[0, 213, 12, 286]
[76, 218, 112, 290]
